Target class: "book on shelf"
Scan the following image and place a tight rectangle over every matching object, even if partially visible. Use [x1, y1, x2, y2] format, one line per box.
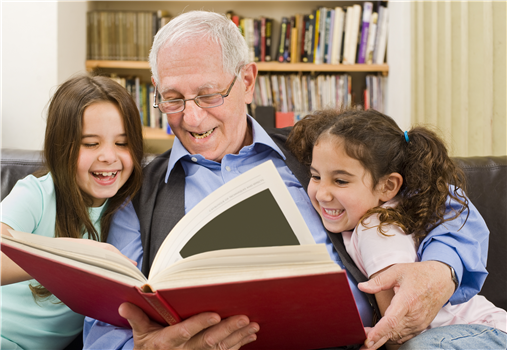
[365, 12, 378, 64]
[277, 17, 288, 63]
[343, 4, 362, 64]
[357, 2, 374, 63]
[1, 160, 366, 350]
[374, 5, 389, 64]
[330, 7, 345, 64]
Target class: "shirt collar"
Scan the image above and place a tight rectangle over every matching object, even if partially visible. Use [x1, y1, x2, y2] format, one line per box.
[165, 115, 286, 182]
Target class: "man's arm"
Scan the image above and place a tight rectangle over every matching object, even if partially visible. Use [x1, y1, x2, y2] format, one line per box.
[83, 202, 259, 350]
[358, 194, 489, 349]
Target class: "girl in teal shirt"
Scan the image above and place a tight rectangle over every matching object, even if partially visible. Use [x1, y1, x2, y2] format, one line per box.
[0, 75, 144, 349]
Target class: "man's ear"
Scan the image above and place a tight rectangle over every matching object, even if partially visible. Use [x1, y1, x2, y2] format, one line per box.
[379, 173, 403, 202]
[241, 62, 258, 104]
[151, 76, 156, 87]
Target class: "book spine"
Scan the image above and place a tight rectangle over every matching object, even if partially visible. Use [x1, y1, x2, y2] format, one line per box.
[265, 18, 273, 62]
[260, 17, 266, 62]
[357, 2, 373, 64]
[313, 9, 320, 63]
[375, 7, 389, 64]
[137, 286, 181, 326]
[277, 17, 287, 62]
[365, 12, 378, 65]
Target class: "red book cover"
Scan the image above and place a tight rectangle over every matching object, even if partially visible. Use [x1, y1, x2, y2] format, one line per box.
[1, 243, 366, 349]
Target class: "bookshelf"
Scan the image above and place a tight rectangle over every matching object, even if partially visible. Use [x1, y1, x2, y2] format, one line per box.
[86, 1, 393, 145]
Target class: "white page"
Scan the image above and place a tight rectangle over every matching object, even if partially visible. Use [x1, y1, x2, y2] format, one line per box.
[150, 160, 315, 279]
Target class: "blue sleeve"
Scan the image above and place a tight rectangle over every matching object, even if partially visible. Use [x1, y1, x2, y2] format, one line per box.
[83, 201, 142, 350]
[418, 189, 489, 305]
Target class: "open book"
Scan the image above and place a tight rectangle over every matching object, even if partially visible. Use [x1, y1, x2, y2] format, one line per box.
[1, 160, 366, 349]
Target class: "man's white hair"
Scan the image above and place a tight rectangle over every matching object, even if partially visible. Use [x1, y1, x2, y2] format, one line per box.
[149, 11, 250, 85]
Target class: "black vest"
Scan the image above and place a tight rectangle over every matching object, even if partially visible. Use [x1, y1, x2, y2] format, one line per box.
[132, 127, 380, 321]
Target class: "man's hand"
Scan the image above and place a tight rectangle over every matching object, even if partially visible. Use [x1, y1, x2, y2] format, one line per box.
[358, 261, 455, 350]
[119, 302, 259, 350]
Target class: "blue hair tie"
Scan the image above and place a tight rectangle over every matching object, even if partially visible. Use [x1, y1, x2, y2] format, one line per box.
[404, 131, 410, 143]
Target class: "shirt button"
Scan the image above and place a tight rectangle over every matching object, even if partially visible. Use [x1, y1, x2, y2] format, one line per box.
[191, 157, 198, 162]
[226, 166, 231, 172]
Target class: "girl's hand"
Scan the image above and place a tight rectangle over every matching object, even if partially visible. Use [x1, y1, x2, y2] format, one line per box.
[57, 238, 137, 266]
[1, 223, 32, 285]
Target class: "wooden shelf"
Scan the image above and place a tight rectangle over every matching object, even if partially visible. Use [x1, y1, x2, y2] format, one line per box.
[86, 60, 389, 73]
[143, 126, 174, 140]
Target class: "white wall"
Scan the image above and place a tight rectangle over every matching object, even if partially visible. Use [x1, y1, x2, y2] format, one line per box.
[1, 1, 87, 150]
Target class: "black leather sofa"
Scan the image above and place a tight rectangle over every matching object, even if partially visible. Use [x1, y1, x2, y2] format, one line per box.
[1, 149, 506, 348]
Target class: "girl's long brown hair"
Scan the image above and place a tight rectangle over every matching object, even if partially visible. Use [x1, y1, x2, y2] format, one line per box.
[30, 75, 144, 300]
[287, 108, 469, 246]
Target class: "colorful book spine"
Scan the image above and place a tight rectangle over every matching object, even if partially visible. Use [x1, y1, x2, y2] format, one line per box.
[357, 2, 373, 64]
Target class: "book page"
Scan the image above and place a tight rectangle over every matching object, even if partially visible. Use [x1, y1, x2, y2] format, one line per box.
[150, 160, 315, 279]
[4, 230, 146, 282]
[149, 244, 341, 289]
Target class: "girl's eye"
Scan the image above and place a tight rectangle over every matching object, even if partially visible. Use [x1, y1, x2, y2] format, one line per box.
[310, 175, 321, 181]
[82, 143, 98, 148]
[116, 142, 128, 147]
[335, 179, 348, 185]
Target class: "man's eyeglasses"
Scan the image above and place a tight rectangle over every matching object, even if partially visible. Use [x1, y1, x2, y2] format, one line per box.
[153, 76, 237, 114]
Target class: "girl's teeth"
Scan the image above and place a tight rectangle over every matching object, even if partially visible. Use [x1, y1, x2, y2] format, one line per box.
[324, 208, 344, 216]
[93, 172, 117, 177]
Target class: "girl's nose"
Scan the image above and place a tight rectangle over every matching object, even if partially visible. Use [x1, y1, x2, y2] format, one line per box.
[315, 183, 333, 203]
[98, 145, 118, 164]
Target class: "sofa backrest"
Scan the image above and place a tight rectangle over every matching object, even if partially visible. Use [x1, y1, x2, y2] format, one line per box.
[1, 149, 44, 201]
[1, 149, 506, 311]
[453, 156, 507, 311]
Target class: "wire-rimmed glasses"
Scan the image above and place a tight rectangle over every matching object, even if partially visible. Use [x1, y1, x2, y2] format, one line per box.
[153, 76, 238, 114]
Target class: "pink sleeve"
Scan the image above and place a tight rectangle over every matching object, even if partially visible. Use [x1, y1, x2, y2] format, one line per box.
[354, 216, 418, 278]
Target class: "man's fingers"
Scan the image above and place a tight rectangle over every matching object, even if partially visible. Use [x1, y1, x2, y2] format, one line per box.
[358, 265, 403, 294]
[193, 315, 259, 350]
[118, 302, 159, 334]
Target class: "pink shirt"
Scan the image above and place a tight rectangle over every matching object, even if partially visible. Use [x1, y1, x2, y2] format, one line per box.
[342, 200, 507, 332]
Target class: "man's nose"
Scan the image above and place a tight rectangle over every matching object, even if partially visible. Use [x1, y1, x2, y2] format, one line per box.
[183, 100, 207, 127]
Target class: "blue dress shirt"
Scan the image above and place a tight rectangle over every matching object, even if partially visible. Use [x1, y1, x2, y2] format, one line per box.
[83, 117, 489, 350]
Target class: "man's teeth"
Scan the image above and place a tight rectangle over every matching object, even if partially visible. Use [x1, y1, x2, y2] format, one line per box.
[191, 128, 214, 139]
[324, 208, 344, 216]
[93, 171, 117, 177]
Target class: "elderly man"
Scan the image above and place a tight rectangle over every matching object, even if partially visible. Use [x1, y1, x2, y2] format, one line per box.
[84, 11, 490, 350]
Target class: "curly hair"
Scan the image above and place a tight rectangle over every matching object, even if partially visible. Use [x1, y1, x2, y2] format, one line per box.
[287, 108, 469, 246]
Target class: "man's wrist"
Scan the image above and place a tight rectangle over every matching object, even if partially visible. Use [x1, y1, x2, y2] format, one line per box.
[445, 263, 459, 292]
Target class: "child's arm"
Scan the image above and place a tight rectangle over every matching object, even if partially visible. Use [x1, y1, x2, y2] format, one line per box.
[1, 223, 32, 285]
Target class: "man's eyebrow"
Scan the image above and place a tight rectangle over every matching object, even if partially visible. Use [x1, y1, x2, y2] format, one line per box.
[159, 82, 219, 96]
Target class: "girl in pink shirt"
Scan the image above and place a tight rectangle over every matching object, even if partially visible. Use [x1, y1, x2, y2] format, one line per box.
[287, 108, 506, 350]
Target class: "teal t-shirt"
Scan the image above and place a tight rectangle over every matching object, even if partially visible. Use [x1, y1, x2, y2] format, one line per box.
[1, 173, 107, 350]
